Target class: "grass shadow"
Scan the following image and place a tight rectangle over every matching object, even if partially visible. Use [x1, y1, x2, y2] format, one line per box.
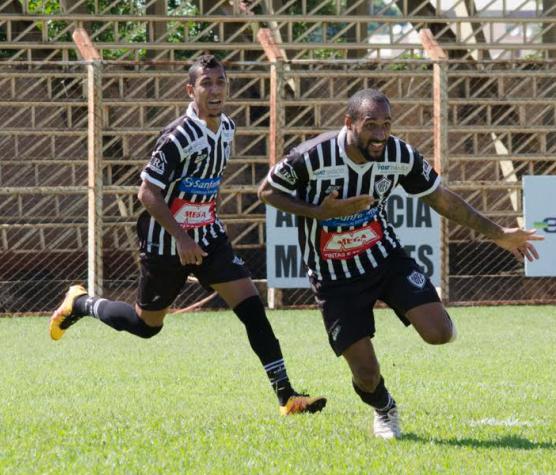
[402, 432, 555, 450]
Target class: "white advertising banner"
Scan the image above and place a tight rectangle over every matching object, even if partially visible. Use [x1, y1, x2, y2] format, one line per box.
[265, 189, 440, 288]
[265, 205, 308, 288]
[523, 175, 556, 277]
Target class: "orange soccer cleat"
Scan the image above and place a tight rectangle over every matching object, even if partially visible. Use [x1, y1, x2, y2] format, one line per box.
[49, 284, 88, 341]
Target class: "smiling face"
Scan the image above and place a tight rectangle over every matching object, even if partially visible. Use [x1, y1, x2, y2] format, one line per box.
[186, 65, 227, 123]
[345, 99, 392, 162]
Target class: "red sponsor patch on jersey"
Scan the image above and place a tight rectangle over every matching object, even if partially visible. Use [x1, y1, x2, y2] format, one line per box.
[319, 221, 383, 260]
[169, 199, 216, 229]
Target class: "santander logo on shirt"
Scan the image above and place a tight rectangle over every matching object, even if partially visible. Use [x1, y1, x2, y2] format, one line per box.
[177, 176, 221, 195]
[320, 208, 378, 227]
[319, 222, 383, 260]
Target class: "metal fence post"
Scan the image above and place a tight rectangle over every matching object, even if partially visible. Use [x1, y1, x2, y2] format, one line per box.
[87, 60, 103, 297]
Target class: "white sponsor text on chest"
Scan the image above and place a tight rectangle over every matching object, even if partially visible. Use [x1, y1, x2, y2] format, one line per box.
[185, 139, 209, 155]
[312, 166, 346, 180]
[375, 163, 411, 174]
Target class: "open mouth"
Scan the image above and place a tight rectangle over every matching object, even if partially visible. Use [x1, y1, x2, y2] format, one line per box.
[208, 99, 222, 107]
[368, 141, 385, 153]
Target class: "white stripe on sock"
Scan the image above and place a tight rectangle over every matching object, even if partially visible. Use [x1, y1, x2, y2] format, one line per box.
[92, 298, 107, 318]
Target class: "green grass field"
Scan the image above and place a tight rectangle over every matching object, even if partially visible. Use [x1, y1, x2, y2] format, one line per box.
[1, 306, 555, 474]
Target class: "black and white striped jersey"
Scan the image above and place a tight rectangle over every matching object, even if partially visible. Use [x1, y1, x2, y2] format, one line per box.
[267, 126, 441, 282]
[137, 103, 234, 255]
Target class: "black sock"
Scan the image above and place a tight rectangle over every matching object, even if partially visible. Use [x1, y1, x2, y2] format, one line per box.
[352, 377, 396, 413]
[233, 296, 294, 405]
[74, 295, 162, 339]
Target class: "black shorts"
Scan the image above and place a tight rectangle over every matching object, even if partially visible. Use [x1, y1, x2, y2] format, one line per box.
[311, 248, 440, 356]
[137, 236, 251, 311]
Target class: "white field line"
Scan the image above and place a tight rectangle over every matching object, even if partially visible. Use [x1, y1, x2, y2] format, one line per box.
[469, 417, 537, 427]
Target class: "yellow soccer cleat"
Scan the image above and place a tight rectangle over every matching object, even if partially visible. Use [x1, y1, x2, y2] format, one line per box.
[49, 284, 88, 341]
[279, 393, 327, 416]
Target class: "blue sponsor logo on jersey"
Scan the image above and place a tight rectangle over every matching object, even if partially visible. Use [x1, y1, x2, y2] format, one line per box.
[178, 176, 221, 195]
[320, 207, 378, 227]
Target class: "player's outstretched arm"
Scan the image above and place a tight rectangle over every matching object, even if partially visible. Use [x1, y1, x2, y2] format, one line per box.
[421, 185, 543, 262]
[258, 179, 373, 220]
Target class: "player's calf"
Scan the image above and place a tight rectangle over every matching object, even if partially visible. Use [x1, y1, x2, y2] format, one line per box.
[80, 297, 163, 338]
[50, 285, 163, 340]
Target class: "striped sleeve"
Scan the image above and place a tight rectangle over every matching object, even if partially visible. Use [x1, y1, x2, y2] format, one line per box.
[398, 145, 441, 197]
[267, 149, 309, 196]
[140, 138, 182, 190]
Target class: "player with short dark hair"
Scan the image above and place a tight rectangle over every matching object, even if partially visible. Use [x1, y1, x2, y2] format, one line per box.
[258, 87, 542, 437]
[50, 54, 326, 416]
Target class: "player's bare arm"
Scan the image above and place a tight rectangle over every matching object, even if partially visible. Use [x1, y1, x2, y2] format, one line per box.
[138, 180, 207, 265]
[258, 179, 373, 220]
[421, 184, 543, 262]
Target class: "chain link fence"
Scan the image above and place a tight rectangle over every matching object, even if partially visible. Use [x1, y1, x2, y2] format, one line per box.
[0, 61, 271, 314]
[1, 59, 555, 314]
[444, 61, 556, 304]
[0, 64, 88, 314]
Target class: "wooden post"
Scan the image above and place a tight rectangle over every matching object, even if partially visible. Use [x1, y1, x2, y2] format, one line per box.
[257, 28, 285, 166]
[257, 28, 286, 308]
[73, 28, 103, 296]
[420, 28, 449, 303]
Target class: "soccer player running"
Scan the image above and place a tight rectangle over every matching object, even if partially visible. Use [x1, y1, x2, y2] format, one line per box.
[50, 54, 333, 416]
[258, 88, 543, 437]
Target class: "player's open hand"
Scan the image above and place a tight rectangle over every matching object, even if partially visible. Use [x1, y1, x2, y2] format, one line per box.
[318, 191, 374, 220]
[176, 234, 208, 266]
[493, 227, 544, 262]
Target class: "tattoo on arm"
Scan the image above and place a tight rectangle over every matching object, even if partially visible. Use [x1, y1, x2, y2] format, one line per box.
[422, 186, 503, 239]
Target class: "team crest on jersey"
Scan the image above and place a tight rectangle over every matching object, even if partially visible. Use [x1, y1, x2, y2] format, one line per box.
[148, 150, 167, 175]
[374, 177, 392, 196]
[325, 184, 341, 195]
[194, 153, 208, 164]
[422, 160, 433, 181]
[222, 129, 234, 142]
[275, 161, 298, 186]
[407, 270, 426, 289]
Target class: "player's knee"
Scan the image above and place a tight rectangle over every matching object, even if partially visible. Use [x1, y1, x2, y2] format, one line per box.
[136, 307, 167, 328]
[352, 363, 381, 392]
[136, 323, 163, 339]
[422, 317, 456, 345]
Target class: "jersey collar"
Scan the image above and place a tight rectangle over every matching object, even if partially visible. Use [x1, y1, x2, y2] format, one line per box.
[186, 103, 224, 140]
